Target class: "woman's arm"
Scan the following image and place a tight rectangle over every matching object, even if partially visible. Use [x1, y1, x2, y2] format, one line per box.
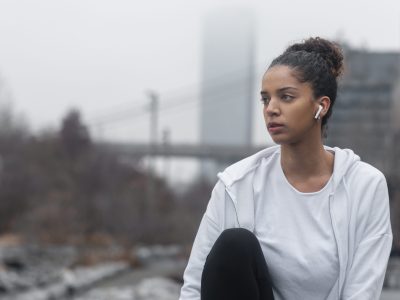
[342, 173, 393, 299]
[179, 180, 227, 300]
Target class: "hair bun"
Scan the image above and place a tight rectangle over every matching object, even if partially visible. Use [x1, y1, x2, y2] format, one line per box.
[285, 37, 344, 78]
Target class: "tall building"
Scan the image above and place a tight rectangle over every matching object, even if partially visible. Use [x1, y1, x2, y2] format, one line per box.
[326, 46, 400, 176]
[199, 8, 255, 180]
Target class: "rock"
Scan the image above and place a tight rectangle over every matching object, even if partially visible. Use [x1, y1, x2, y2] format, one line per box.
[1, 262, 130, 300]
[72, 276, 181, 300]
[135, 244, 183, 265]
[66, 262, 129, 292]
[72, 287, 137, 300]
[135, 277, 181, 300]
[0, 245, 77, 294]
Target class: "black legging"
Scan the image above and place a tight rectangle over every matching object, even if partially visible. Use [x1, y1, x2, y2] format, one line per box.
[201, 228, 275, 300]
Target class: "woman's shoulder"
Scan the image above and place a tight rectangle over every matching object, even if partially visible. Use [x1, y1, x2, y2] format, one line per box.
[340, 155, 387, 198]
[345, 159, 386, 185]
[217, 145, 280, 186]
[329, 145, 386, 184]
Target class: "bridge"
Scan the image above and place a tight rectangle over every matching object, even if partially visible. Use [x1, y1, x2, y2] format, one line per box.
[97, 142, 273, 162]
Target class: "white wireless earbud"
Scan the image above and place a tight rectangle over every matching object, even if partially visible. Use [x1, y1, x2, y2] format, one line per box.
[314, 105, 323, 120]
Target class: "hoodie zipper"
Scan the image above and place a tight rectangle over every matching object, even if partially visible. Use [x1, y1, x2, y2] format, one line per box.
[225, 187, 241, 228]
[329, 191, 343, 299]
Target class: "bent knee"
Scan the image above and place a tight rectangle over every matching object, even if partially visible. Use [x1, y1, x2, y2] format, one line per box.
[210, 228, 258, 259]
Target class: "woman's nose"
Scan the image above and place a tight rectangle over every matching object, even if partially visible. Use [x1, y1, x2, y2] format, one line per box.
[265, 98, 279, 116]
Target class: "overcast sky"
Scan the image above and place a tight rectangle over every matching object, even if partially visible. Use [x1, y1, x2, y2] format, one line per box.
[0, 0, 400, 147]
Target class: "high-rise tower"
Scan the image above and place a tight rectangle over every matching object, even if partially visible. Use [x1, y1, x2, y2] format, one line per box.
[200, 8, 255, 180]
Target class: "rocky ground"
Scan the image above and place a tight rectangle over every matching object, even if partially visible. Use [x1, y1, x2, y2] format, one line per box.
[0, 242, 399, 300]
[72, 277, 181, 300]
[70, 246, 186, 300]
[385, 256, 400, 289]
[0, 243, 184, 300]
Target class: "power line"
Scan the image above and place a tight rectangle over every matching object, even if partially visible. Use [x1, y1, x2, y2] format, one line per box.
[88, 72, 254, 129]
[89, 81, 254, 138]
[86, 60, 266, 126]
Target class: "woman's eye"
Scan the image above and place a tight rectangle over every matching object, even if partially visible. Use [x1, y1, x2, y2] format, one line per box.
[282, 94, 294, 101]
[260, 97, 270, 105]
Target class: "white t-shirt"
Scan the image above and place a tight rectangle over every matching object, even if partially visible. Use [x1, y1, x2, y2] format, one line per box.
[255, 152, 339, 300]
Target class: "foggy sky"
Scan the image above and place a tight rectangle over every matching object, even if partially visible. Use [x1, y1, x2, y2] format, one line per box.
[0, 0, 399, 146]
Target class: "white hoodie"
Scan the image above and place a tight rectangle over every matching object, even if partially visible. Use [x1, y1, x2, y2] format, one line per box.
[179, 145, 393, 300]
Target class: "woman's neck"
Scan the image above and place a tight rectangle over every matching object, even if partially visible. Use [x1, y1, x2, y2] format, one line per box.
[280, 140, 334, 185]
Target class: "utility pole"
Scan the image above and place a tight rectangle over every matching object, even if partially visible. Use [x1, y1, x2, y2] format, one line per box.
[162, 128, 171, 179]
[146, 91, 159, 217]
[149, 91, 159, 147]
[95, 123, 104, 141]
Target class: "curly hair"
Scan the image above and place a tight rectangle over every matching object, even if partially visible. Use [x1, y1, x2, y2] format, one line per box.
[268, 37, 344, 130]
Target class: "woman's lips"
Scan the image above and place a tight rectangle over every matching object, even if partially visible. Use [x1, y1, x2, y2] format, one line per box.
[267, 122, 284, 133]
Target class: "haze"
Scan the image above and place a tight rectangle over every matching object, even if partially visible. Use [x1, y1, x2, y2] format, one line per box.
[0, 0, 399, 146]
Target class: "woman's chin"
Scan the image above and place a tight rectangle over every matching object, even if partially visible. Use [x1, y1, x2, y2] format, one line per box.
[269, 135, 287, 145]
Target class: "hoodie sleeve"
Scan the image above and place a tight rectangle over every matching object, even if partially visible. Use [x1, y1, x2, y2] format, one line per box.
[342, 172, 393, 300]
[179, 180, 229, 300]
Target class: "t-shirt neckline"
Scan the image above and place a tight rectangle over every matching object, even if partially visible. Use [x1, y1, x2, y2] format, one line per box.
[277, 153, 334, 196]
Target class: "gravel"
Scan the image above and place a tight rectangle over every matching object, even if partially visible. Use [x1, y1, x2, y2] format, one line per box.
[72, 277, 180, 300]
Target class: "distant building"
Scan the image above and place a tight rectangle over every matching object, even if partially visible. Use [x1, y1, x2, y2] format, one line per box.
[199, 8, 255, 180]
[326, 46, 400, 176]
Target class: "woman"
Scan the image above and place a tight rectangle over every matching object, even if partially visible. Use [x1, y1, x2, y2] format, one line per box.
[179, 37, 393, 300]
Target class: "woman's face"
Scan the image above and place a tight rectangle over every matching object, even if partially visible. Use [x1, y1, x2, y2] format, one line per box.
[261, 65, 321, 145]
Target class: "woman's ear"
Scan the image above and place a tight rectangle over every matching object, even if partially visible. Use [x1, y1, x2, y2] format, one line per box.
[318, 96, 331, 118]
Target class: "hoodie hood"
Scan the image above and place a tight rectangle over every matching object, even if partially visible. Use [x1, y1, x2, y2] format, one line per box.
[328, 146, 360, 190]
